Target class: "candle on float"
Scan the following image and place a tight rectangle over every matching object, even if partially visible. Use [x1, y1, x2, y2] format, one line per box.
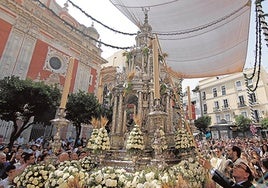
[187, 86, 193, 120]
[60, 57, 74, 109]
[152, 38, 160, 99]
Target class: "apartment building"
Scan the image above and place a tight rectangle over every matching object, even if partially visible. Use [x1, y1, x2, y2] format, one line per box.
[198, 67, 268, 126]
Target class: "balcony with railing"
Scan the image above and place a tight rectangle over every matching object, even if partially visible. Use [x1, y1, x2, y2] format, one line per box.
[252, 101, 259, 106]
[213, 107, 221, 112]
[222, 106, 230, 111]
[237, 102, 247, 108]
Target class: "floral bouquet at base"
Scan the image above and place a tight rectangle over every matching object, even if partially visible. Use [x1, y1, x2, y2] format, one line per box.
[126, 114, 145, 156]
[14, 164, 56, 188]
[168, 157, 206, 188]
[86, 117, 99, 151]
[126, 124, 145, 155]
[45, 160, 90, 188]
[174, 129, 195, 153]
[93, 127, 110, 153]
[88, 166, 132, 188]
[79, 156, 98, 172]
[128, 168, 165, 188]
[86, 128, 99, 150]
[92, 116, 111, 154]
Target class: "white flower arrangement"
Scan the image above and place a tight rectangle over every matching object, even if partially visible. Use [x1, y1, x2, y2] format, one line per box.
[86, 128, 99, 150]
[174, 129, 195, 151]
[126, 124, 145, 154]
[45, 160, 90, 188]
[88, 116, 111, 154]
[79, 156, 98, 171]
[89, 166, 132, 188]
[14, 164, 56, 188]
[129, 168, 163, 188]
[93, 127, 110, 152]
[169, 157, 206, 188]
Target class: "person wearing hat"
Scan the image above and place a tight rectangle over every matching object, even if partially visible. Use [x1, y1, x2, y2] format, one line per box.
[200, 158, 255, 188]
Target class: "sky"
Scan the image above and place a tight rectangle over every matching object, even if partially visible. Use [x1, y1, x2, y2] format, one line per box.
[55, 0, 268, 90]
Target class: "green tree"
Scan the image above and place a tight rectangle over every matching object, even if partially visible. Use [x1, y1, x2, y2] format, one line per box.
[261, 117, 268, 129]
[0, 76, 61, 148]
[234, 115, 251, 136]
[194, 116, 211, 133]
[66, 90, 101, 146]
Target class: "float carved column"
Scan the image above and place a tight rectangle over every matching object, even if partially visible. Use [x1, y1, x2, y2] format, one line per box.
[138, 91, 143, 116]
[116, 91, 124, 134]
[149, 91, 154, 112]
[166, 92, 171, 133]
[112, 93, 118, 134]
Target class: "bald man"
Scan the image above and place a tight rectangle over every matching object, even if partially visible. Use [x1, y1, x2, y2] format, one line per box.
[58, 152, 69, 162]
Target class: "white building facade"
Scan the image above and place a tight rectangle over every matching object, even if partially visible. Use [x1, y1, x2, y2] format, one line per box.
[198, 67, 268, 125]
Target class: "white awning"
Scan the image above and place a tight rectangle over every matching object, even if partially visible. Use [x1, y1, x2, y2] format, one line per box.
[110, 0, 251, 78]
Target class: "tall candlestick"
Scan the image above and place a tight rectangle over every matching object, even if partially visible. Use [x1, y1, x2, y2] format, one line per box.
[152, 38, 160, 99]
[60, 57, 74, 109]
[187, 86, 192, 120]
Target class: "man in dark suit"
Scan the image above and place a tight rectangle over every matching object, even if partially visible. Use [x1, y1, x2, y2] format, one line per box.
[200, 158, 255, 188]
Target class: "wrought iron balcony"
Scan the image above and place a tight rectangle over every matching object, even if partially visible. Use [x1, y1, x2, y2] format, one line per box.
[213, 107, 221, 112]
[237, 102, 247, 108]
[221, 106, 230, 111]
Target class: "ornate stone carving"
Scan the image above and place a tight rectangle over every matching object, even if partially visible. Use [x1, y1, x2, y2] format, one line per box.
[43, 47, 70, 76]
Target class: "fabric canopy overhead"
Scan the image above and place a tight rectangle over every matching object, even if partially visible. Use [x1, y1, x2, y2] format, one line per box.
[110, 0, 251, 78]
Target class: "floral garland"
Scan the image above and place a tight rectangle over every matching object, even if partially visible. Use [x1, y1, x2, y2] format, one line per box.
[129, 168, 163, 188]
[256, 1, 268, 46]
[169, 157, 206, 188]
[86, 128, 99, 150]
[45, 160, 90, 188]
[79, 156, 98, 171]
[89, 166, 132, 188]
[93, 127, 110, 153]
[174, 129, 195, 151]
[14, 164, 56, 188]
[126, 124, 145, 154]
[13, 159, 208, 188]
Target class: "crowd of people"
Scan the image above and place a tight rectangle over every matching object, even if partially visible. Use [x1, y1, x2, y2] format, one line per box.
[198, 137, 268, 188]
[0, 136, 268, 187]
[0, 136, 88, 187]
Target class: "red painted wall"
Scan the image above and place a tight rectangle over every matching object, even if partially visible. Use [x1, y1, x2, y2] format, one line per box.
[89, 67, 97, 93]
[27, 39, 49, 80]
[27, 39, 77, 93]
[0, 18, 12, 58]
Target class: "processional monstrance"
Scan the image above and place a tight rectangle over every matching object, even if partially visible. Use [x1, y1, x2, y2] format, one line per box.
[108, 9, 197, 166]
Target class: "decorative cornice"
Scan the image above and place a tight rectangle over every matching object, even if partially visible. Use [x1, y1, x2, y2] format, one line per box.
[0, 0, 106, 67]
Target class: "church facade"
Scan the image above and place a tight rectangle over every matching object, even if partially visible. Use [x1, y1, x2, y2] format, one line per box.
[0, 0, 106, 95]
[0, 0, 107, 143]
